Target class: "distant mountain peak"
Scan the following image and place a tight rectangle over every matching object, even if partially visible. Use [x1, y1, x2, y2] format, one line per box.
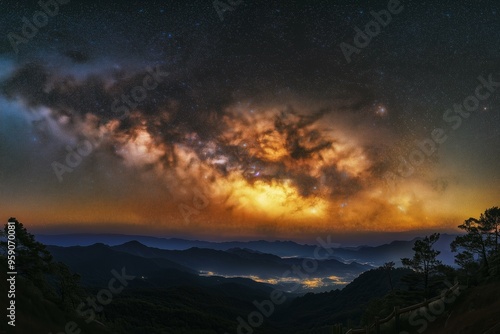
[226, 247, 263, 254]
[120, 240, 148, 248]
[91, 242, 110, 248]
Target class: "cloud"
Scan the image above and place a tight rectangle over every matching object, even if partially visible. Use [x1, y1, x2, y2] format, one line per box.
[0, 58, 463, 235]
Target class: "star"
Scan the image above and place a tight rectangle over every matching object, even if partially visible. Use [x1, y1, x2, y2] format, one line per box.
[375, 105, 388, 117]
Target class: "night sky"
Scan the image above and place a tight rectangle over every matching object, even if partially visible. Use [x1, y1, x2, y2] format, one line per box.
[0, 0, 499, 242]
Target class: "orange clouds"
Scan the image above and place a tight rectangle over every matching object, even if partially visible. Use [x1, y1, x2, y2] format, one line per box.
[82, 101, 462, 236]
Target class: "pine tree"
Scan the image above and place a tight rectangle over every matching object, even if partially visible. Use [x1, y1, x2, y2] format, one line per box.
[401, 233, 442, 297]
[451, 207, 500, 279]
[1, 217, 84, 309]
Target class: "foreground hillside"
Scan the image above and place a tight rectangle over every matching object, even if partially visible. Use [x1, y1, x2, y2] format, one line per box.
[423, 282, 500, 334]
[0, 258, 111, 334]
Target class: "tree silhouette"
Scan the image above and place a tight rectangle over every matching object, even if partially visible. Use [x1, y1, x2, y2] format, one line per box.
[0, 217, 83, 310]
[451, 207, 500, 279]
[53, 262, 83, 310]
[481, 207, 500, 255]
[382, 261, 395, 291]
[1, 218, 53, 295]
[401, 233, 442, 296]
